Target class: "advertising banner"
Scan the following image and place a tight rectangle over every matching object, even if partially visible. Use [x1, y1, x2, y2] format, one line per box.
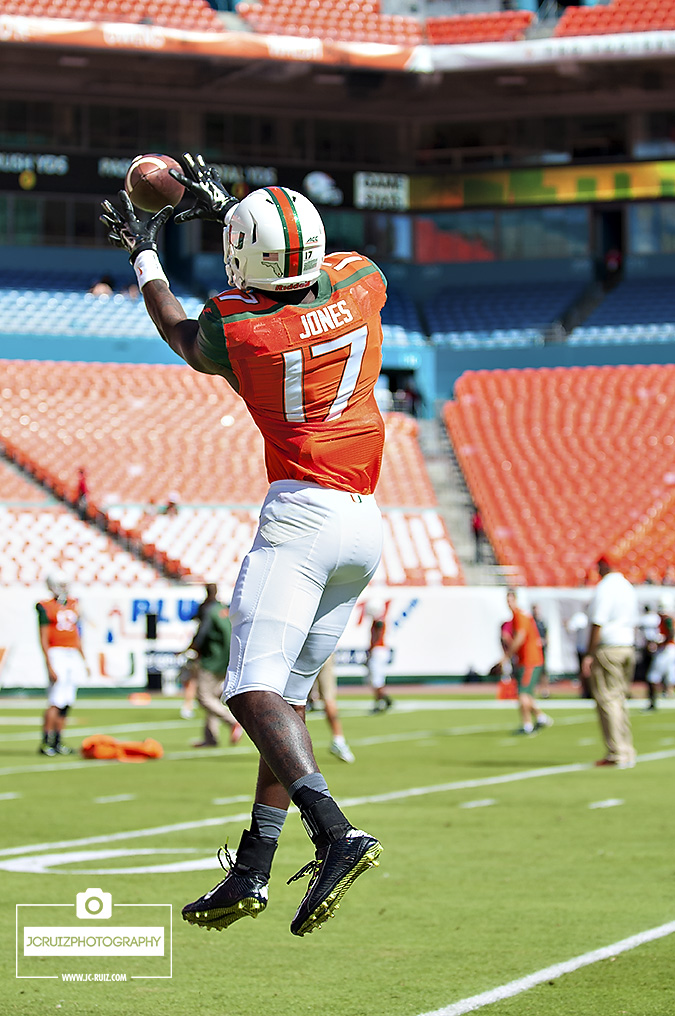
[0, 583, 663, 689]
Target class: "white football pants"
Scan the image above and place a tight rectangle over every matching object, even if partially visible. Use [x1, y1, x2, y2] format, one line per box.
[223, 480, 383, 706]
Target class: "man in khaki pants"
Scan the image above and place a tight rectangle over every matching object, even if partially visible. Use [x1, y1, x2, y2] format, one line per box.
[581, 555, 638, 768]
[189, 592, 242, 748]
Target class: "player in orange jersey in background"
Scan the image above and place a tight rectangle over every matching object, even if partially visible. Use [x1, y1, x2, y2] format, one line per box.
[367, 611, 393, 713]
[502, 588, 553, 735]
[37, 572, 90, 756]
[101, 154, 385, 938]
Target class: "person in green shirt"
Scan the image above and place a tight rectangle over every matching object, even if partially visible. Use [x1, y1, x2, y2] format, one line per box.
[189, 595, 243, 748]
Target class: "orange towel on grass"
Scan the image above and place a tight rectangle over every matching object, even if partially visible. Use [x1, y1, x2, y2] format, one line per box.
[81, 734, 163, 762]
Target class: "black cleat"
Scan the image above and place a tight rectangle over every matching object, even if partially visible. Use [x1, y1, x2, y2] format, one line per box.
[39, 744, 57, 757]
[182, 841, 271, 931]
[54, 743, 73, 755]
[288, 829, 381, 937]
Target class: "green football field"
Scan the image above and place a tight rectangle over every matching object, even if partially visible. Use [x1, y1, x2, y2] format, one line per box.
[1, 691, 674, 1016]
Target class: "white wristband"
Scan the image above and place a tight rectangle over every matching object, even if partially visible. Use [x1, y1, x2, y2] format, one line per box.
[133, 249, 169, 290]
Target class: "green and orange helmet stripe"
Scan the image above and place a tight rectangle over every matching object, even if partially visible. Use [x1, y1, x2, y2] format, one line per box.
[263, 186, 303, 278]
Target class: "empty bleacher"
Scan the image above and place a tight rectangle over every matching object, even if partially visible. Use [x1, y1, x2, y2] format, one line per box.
[555, 0, 675, 38]
[0, 271, 204, 342]
[235, 0, 423, 44]
[425, 9, 534, 45]
[444, 364, 675, 587]
[1, 360, 464, 586]
[0, 504, 163, 585]
[0, 272, 425, 349]
[569, 275, 675, 345]
[2, 0, 224, 31]
[426, 280, 583, 349]
[0, 459, 51, 504]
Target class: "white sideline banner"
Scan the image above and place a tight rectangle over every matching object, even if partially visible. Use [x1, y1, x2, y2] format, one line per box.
[0, 584, 661, 689]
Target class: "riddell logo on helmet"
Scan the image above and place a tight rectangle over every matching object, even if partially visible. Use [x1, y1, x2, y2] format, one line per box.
[277, 280, 312, 290]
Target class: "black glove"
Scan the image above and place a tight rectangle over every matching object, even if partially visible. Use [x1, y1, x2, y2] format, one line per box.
[170, 152, 238, 224]
[99, 190, 173, 263]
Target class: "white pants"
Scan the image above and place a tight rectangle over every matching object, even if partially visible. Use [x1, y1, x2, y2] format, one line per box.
[367, 645, 389, 689]
[223, 481, 383, 706]
[647, 642, 675, 686]
[47, 647, 85, 709]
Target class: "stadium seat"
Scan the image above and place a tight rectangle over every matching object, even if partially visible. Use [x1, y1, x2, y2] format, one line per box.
[425, 281, 582, 349]
[444, 364, 675, 586]
[1, 360, 464, 586]
[555, 0, 675, 37]
[4, 0, 225, 30]
[0, 505, 163, 586]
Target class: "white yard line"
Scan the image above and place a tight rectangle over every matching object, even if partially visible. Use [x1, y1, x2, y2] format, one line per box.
[417, 920, 675, 1016]
[1, 720, 197, 743]
[93, 794, 136, 804]
[458, 799, 496, 810]
[0, 719, 591, 775]
[3, 749, 674, 861]
[588, 798, 624, 809]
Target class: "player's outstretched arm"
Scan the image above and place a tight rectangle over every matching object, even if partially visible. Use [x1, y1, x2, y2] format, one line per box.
[100, 191, 220, 375]
[169, 153, 239, 224]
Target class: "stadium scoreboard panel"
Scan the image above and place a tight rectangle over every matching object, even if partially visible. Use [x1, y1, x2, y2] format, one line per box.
[1, 151, 674, 212]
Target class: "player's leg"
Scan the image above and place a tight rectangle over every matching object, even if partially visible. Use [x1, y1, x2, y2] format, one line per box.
[41, 649, 76, 755]
[184, 484, 382, 934]
[645, 650, 664, 711]
[193, 668, 241, 747]
[52, 650, 82, 754]
[368, 646, 392, 713]
[40, 703, 59, 756]
[283, 557, 382, 936]
[315, 656, 354, 762]
[528, 667, 553, 729]
[179, 660, 197, 719]
[184, 484, 360, 929]
[515, 666, 534, 732]
[182, 745, 294, 930]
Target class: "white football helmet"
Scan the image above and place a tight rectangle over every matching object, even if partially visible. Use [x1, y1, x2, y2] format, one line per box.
[224, 186, 325, 293]
[46, 571, 69, 601]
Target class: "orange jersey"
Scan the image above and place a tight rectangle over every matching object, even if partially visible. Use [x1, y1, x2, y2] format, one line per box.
[36, 597, 82, 649]
[511, 607, 544, 668]
[659, 615, 674, 645]
[197, 252, 386, 495]
[370, 619, 387, 650]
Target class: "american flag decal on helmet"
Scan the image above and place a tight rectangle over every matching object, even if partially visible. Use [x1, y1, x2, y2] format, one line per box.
[264, 187, 303, 278]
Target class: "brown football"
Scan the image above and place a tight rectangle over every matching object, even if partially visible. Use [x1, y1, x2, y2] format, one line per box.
[124, 154, 185, 214]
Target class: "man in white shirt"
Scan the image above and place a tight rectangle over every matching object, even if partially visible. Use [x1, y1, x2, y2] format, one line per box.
[581, 555, 639, 768]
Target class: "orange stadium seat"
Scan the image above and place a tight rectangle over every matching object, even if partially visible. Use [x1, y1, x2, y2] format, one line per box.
[425, 10, 533, 45]
[235, 0, 423, 43]
[5, 0, 225, 30]
[0, 505, 163, 586]
[555, 0, 675, 37]
[1, 361, 464, 586]
[444, 364, 675, 587]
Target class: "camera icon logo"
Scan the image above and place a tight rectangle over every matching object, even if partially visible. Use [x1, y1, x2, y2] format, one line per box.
[75, 888, 113, 920]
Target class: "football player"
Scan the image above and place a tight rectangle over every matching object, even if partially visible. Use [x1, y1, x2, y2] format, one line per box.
[37, 572, 89, 756]
[101, 154, 386, 937]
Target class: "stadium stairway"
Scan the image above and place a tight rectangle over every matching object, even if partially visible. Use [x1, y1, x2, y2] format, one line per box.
[417, 416, 511, 586]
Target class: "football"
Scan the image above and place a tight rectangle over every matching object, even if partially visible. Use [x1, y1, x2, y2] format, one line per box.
[124, 154, 185, 214]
